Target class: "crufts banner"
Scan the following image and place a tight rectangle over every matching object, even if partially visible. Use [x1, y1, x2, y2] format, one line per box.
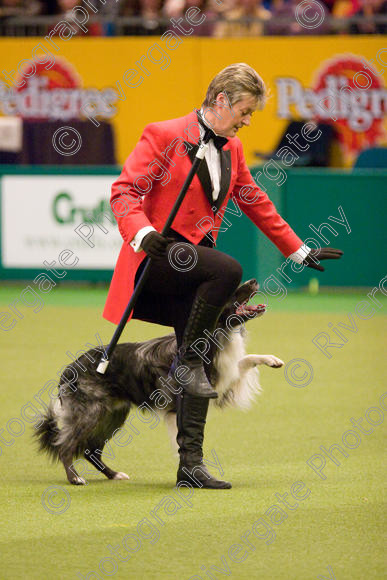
[0, 36, 385, 166]
[1, 175, 121, 269]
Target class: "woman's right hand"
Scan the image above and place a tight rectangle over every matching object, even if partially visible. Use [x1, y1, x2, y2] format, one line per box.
[141, 232, 174, 259]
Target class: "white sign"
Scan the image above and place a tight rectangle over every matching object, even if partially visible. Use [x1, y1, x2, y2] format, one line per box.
[1, 175, 123, 269]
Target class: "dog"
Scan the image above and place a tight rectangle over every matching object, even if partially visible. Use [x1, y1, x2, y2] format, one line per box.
[35, 279, 284, 485]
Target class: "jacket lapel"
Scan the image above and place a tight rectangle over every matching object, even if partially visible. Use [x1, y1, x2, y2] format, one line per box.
[184, 141, 213, 209]
[213, 149, 231, 213]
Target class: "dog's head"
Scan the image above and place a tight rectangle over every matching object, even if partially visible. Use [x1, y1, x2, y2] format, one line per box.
[218, 279, 266, 328]
[205, 279, 267, 393]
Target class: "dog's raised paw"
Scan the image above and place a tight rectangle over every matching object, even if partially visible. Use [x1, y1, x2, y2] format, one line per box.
[265, 355, 284, 368]
[113, 472, 130, 480]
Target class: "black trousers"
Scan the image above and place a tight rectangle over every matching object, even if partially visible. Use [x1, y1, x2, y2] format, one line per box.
[132, 230, 243, 346]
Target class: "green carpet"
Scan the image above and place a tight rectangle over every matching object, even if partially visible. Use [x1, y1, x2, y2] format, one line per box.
[0, 288, 385, 579]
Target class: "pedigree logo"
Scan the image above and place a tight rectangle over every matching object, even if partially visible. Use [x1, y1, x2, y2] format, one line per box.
[276, 54, 386, 160]
[1, 58, 117, 121]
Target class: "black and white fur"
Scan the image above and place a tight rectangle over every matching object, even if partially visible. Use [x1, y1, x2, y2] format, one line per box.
[35, 280, 284, 485]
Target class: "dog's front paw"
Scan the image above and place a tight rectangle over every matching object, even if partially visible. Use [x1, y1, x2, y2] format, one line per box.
[70, 476, 87, 485]
[112, 472, 130, 481]
[264, 355, 284, 368]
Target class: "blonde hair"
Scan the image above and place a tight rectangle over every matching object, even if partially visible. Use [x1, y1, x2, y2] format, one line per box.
[202, 63, 267, 110]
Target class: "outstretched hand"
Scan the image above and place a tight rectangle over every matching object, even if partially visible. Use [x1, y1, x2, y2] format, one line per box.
[303, 247, 343, 272]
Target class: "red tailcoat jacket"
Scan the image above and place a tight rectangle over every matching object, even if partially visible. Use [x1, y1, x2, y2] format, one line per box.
[103, 111, 303, 324]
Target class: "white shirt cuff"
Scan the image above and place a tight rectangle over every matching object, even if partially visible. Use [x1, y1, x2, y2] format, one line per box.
[130, 226, 157, 253]
[288, 244, 311, 264]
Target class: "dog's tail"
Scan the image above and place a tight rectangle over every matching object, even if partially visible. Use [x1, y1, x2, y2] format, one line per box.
[34, 404, 61, 461]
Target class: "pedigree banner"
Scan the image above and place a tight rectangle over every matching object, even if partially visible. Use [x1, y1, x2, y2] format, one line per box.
[276, 53, 386, 162]
[0, 36, 385, 167]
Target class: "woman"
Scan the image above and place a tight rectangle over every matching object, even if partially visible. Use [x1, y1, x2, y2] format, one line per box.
[103, 63, 342, 489]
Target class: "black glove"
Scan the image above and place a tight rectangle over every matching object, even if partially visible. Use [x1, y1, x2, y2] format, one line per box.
[141, 231, 174, 259]
[303, 247, 343, 272]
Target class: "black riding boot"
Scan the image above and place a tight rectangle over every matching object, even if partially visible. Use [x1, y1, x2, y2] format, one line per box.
[176, 392, 232, 489]
[168, 295, 223, 399]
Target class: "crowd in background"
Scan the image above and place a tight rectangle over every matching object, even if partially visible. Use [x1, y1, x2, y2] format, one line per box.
[0, 0, 386, 35]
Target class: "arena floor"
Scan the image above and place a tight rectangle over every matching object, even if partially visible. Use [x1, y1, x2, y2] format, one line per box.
[0, 286, 385, 580]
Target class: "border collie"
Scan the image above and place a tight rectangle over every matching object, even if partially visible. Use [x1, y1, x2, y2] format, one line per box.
[35, 279, 284, 485]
